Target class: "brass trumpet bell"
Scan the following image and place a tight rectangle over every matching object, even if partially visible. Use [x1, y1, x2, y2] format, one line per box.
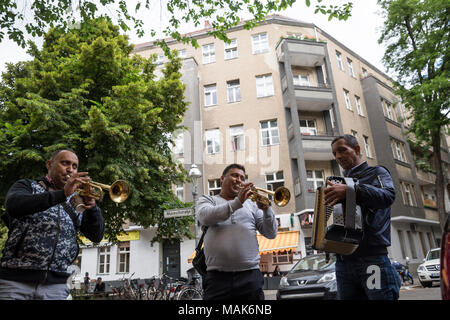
[240, 185, 290, 207]
[78, 180, 130, 203]
[252, 186, 291, 207]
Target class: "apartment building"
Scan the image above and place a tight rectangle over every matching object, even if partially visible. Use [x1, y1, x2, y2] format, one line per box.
[77, 14, 448, 280]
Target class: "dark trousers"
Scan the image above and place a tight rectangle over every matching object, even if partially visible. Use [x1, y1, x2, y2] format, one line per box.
[202, 269, 265, 300]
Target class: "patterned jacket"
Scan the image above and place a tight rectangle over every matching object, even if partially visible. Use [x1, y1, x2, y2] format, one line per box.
[0, 177, 105, 283]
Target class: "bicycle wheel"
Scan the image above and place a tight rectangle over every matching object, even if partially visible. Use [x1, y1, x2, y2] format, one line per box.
[177, 288, 203, 300]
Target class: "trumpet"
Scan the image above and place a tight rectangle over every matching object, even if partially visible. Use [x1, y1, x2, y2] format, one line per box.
[238, 184, 290, 207]
[76, 179, 130, 203]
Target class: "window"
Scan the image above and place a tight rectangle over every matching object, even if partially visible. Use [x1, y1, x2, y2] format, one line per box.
[224, 39, 238, 60]
[177, 49, 187, 58]
[202, 43, 215, 64]
[401, 182, 417, 206]
[230, 125, 245, 151]
[336, 51, 344, 70]
[227, 80, 241, 103]
[204, 84, 217, 107]
[256, 74, 274, 97]
[260, 120, 280, 146]
[397, 230, 407, 259]
[344, 89, 352, 110]
[382, 99, 397, 122]
[175, 183, 184, 201]
[272, 251, 293, 264]
[391, 139, 408, 163]
[299, 119, 317, 136]
[205, 129, 220, 154]
[406, 231, 418, 259]
[266, 171, 285, 200]
[355, 95, 363, 116]
[172, 132, 183, 155]
[117, 242, 130, 273]
[208, 179, 221, 196]
[155, 53, 164, 65]
[252, 33, 268, 54]
[363, 135, 372, 158]
[293, 74, 310, 86]
[306, 170, 325, 192]
[362, 68, 368, 77]
[98, 246, 111, 274]
[347, 58, 355, 77]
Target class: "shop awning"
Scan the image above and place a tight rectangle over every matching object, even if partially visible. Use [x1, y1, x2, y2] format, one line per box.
[257, 230, 299, 255]
[187, 231, 299, 262]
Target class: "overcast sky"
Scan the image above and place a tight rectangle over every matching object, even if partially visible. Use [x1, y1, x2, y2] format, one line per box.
[0, 0, 389, 76]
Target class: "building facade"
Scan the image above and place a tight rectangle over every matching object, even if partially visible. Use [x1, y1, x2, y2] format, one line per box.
[78, 15, 449, 281]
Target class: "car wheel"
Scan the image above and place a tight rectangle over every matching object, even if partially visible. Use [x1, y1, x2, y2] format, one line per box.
[420, 280, 432, 288]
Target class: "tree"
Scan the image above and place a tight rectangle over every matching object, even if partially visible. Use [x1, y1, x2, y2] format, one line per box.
[0, 17, 193, 242]
[1, 0, 353, 50]
[378, 0, 449, 230]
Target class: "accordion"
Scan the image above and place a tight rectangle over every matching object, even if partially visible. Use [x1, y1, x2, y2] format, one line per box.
[311, 176, 363, 255]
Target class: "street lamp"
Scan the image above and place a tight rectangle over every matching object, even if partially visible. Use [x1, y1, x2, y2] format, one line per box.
[188, 164, 202, 246]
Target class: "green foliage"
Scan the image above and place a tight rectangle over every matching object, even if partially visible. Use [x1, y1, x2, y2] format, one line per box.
[1, 1, 353, 49]
[0, 18, 192, 242]
[378, 0, 449, 229]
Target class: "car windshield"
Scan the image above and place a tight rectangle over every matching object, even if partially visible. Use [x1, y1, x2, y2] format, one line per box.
[289, 255, 336, 273]
[426, 249, 440, 261]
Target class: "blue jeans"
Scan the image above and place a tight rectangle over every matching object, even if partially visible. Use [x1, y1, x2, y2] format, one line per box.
[335, 255, 401, 300]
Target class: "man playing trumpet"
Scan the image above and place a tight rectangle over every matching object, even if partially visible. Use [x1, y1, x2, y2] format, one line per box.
[0, 149, 105, 300]
[197, 164, 278, 300]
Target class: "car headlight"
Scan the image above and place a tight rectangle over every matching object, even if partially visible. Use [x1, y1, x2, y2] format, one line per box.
[279, 276, 290, 288]
[418, 266, 425, 272]
[318, 272, 336, 283]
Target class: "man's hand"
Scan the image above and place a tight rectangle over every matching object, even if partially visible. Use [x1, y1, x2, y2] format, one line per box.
[324, 180, 347, 207]
[64, 172, 91, 197]
[82, 196, 96, 210]
[237, 182, 253, 204]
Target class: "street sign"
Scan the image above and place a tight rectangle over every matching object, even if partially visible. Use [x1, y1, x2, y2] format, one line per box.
[164, 207, 194, 218]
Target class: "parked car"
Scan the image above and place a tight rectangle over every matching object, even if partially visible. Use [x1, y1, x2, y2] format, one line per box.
[417, 248, 441, 287]
[276, 253, 337, 300]
[441, 213, 450, 300]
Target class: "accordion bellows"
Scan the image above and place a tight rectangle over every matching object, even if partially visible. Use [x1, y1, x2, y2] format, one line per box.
[312, 176, 363, 255]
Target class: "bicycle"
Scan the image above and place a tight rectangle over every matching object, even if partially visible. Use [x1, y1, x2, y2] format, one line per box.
[176, 274, 203, 300]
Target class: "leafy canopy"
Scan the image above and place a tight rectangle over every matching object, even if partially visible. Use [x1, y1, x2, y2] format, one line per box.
[0, 17, 193, 242]
[1, 0, 353, 50]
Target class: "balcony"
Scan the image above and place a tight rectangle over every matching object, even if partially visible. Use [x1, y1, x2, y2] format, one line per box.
[282, 82, 333, 111]
[301, 133, 336, 161]
[277, 38, 327, 67]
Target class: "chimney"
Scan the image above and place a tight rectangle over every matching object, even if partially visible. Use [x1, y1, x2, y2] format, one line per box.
[205, 20, 211, 28]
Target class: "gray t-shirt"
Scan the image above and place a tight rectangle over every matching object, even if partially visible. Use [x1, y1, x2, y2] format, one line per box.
[197, 194, 278, 272]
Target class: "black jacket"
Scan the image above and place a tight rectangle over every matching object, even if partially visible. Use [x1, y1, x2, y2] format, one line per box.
[344, 162, 396, 257]
[0, 177, 105, 284]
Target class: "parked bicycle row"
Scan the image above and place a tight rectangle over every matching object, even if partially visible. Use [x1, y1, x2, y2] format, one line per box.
[108, 272, 203, 300]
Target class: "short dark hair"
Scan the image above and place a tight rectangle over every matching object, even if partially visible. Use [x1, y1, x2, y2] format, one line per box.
[222, 163, 246, 176]
[331, 134, 359, 149]
[49, 149, 76, 162]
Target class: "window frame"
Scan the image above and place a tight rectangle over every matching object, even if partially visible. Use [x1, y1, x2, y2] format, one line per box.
[205, 128, 221, 154]
[256, 74, 274, 98]
[204, 84, 218, 107]
[202, 43, 216, 64]
[260, 120, 280, 146]
[224, 39, 238, 60]
[252, 32, 269, 54]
